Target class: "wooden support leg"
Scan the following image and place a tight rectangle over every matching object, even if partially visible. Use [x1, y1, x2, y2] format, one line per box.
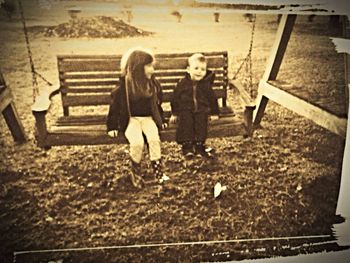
[2, 103, 26, 143]
[262, 14, 296, 82]
[32, 111, 49, 148]
[63, 106, 69, 116]
[253, 14, 296, 128]
[222, 97, 227, 108]
[243, 105, 255, 136]
[253, 93, 269, 128]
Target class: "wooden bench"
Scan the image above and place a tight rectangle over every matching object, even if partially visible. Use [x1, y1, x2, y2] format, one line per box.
[32, 51, 255, 148]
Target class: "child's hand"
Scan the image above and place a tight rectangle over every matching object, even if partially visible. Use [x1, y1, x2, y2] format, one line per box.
[169, 115, 178, 124]
[108, 130, 118, 137]
[161, 123, 168, 129]
[210, 115, 219, 121]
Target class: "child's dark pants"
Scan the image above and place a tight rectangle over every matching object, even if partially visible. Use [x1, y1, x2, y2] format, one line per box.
[176, 110, 208, 144]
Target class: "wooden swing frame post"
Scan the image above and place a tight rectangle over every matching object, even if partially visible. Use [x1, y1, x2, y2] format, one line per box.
[253, 13, 348, 138]
[0, 73, 26, 143]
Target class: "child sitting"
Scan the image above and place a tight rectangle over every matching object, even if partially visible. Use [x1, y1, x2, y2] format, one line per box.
[170, 53, 219, 158]
[107, 47, 169, 187]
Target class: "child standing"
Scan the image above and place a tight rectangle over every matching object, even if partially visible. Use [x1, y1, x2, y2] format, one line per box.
[170, 53, 219, 158]
[107, 48, 169, 187]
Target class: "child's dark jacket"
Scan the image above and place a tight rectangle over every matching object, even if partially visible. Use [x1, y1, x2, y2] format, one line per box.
[171, 71, 219, 115]
[106, 76, 164, 132]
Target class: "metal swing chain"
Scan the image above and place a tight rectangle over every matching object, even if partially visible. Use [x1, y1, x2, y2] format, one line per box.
[17, 0, 52, 102]
[232, 14, 256, 97]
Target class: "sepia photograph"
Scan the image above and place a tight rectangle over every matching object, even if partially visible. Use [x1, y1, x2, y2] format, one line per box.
[0, 0, 349, 262]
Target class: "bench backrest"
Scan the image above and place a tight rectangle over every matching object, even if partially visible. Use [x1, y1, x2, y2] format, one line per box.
[57, 51, 228, 112]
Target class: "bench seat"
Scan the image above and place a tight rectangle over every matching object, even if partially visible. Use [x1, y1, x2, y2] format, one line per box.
[32, 51, 255, 148]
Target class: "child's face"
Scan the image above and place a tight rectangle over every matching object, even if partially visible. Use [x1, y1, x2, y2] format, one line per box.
[188, 60, 207, 81]
[144, 62, 155, 79]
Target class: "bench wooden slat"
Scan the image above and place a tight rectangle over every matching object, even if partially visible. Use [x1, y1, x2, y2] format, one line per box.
[62, 88, 227, 107]
[54, 114, 236, 131]
[44, 123, 244, 146]
[61, 82, 227, 94]
[60, 70, 228, 81]
[61, 78, 226, 90]
[154, 56, 226, 70]
[158, 82, 227, 91]
[57, 51, 226, 60]
[158, 75, 226, 84]
[154, 69, 227, 77]
[62, 80, 119, 87]
[61, 87, 114, 94]
[57, 55, 122, 59]
[58, 60, 121, 72]
[162, 89, 226, 102]
[55, 111, 235, 127]
[58, 54, 227, 73]
[56, 115, 107, 126]
[61, 73, 121, 80]
[155, 51, 227, 58]
[62, 78, 225, 87]
[61, 86, 227, 98]
[62, 94, 111, 107]
[61, 80, 119, 87]
[46, 112, 243, 146]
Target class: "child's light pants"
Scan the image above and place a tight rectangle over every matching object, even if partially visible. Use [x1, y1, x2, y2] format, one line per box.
[124, 116, 161, 163]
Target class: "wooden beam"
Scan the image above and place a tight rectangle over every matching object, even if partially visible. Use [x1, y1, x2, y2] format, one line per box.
[0, 87, 12, 112]
[229, 80, 255, 107]
[262, 14, 296, 82]
[1, 76, 26, 143]
[2, 103, 26, 143]
[259, 81, 347, 137]
[254, 14, 296, 127]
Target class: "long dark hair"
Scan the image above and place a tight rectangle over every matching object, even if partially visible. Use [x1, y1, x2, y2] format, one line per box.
[123, 49, 154, 100]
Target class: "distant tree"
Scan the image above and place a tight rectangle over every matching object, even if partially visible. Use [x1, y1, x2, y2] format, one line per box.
[243, 13, 254, 23]
[0, 0, 16, 21]
[171, 10, 182, 23]
[214, 11, 220, 23]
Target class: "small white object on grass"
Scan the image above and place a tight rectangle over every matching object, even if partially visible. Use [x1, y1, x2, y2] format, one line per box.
[214, 182, 227, 198]
[159, 174, 170, 183]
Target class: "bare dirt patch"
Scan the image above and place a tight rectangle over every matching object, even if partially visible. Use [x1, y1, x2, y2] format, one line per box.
[28, 16, 152, 38]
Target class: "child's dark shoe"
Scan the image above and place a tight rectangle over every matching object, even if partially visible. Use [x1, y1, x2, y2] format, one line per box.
[151, 159, 169, 183]
[195, 142, 215, 159]
[182, 142, 195, 159]
[129, 159, 144, 188]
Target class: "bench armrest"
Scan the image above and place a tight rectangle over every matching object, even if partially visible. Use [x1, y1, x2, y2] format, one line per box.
[31, 86, 60, 148]
[229, 79, 256, 108]
[31, 86, 60, 112]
